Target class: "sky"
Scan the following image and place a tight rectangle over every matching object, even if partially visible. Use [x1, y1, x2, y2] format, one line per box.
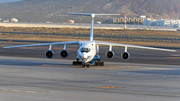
[0, 0, 23, 4]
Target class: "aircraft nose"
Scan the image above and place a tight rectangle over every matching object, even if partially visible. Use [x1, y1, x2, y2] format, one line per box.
[81, 53, 88, 59]
[80, 53, 92, 63]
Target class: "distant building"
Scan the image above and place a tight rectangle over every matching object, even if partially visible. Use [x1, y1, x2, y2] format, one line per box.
[156, 19, 180, 27]
[143, 18, 180, 28]
[105, 17, 145, 24]
[95, 21, 101, 24]
[143, 18, 158, 26]
[139, 15, 146, 19]
[157, 19, 170, 27]
[11, 18, 18, 22]
[3, 19, 10, 22]
[169, 20, 180, 28]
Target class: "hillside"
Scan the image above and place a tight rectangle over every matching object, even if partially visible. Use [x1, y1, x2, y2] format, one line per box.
[0, 0, 180, 22]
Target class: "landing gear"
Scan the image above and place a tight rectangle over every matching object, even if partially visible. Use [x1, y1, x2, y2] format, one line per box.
[94, 61, 104, 66]
[82, 63, 89, 68]
[72, 59, 104, 68]
[72, 59, 82, 66]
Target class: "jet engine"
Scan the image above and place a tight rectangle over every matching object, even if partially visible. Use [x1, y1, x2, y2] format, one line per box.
[45, 50, 54, 59]
[106, 51, 115, 59]
[60, 50, 69, 58]
[121, 52, 130, 60]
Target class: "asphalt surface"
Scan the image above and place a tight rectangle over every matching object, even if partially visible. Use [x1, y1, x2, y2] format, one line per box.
[0, 40, 180, 101]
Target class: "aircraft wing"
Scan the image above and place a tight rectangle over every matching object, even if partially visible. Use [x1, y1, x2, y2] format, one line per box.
[95, 41, 177, 52]
[3, 41, 80, 48]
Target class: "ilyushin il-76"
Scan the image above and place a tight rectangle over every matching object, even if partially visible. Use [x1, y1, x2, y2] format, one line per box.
[3, 13, 177, 68]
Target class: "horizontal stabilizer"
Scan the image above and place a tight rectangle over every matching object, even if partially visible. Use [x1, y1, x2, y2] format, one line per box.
[65, 13, 120, 17]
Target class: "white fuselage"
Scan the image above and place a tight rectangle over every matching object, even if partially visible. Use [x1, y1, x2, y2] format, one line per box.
[77, 41, 96, 63]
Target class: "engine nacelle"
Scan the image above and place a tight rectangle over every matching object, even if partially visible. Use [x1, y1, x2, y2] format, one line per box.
[60, 50, 69, 58]
[121, 52, 130, 60]
[106, 51, 115, 59]
[45, 50, 54, 59]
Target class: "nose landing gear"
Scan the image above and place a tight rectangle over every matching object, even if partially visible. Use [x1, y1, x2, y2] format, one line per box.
[82, 63, 90, 68]
[72, 59, 104, 68]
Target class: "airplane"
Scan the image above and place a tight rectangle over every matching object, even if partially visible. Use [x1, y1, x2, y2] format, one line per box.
[3, 13, 177, 68]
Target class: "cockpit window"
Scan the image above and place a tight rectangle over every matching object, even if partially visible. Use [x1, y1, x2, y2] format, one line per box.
[81, 48, 91, 53]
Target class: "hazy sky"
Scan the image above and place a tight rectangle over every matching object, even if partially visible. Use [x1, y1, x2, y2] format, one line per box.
[0, 0, 23, 3]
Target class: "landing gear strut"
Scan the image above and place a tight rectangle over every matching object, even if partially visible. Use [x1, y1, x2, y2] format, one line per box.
[82, 63, 90, 68]
[72, 59, 82, 66]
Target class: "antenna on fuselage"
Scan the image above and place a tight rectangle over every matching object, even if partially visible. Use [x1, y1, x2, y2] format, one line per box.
[65, 13, 120, 41]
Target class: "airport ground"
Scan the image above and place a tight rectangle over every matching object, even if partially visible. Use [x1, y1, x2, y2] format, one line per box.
[0, 40, 180, 101]
[0, 25, 180, 100]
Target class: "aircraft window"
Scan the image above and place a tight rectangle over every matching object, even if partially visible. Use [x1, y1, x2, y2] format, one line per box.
[81, 48, 91, 52]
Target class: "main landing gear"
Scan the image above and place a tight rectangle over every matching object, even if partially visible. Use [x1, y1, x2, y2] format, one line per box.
[72, 59, 82, 66]
[72, 59, 104, 68]
[94, 61, 104, 66]
[72, 60, 90, 68]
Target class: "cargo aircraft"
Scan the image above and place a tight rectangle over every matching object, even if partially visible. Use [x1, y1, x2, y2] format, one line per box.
[3, 13, 177, 67]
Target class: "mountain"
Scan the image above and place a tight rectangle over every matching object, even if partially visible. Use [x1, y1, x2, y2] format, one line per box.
[0, 0, 180, 22]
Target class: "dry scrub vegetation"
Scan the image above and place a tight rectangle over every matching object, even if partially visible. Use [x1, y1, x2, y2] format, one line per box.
[0, 27, 180, 47]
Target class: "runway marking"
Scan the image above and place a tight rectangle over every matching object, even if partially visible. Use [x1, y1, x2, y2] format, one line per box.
[3, 89, 48, 94]
[164, 57, 180, 59]
[95, 86, 123, 89]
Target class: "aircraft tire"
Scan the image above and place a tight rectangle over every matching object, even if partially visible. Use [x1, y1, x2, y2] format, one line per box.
[73, 61, 76, 66]
[101, 62, 104, 66]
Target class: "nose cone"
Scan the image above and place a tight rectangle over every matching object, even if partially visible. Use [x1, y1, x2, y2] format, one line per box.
[79, 53, 92, 63]
[81, 53, 88, 59]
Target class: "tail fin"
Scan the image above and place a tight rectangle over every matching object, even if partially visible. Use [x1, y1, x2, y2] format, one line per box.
[66, 13, 120, 41]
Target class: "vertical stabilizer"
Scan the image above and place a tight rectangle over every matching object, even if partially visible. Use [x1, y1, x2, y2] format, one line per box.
[65, 13, 120, 41]
[90, 14, 95, 41]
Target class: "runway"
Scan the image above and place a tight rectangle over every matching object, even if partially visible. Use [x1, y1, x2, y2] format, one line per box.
[0, 40, 180, 101]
